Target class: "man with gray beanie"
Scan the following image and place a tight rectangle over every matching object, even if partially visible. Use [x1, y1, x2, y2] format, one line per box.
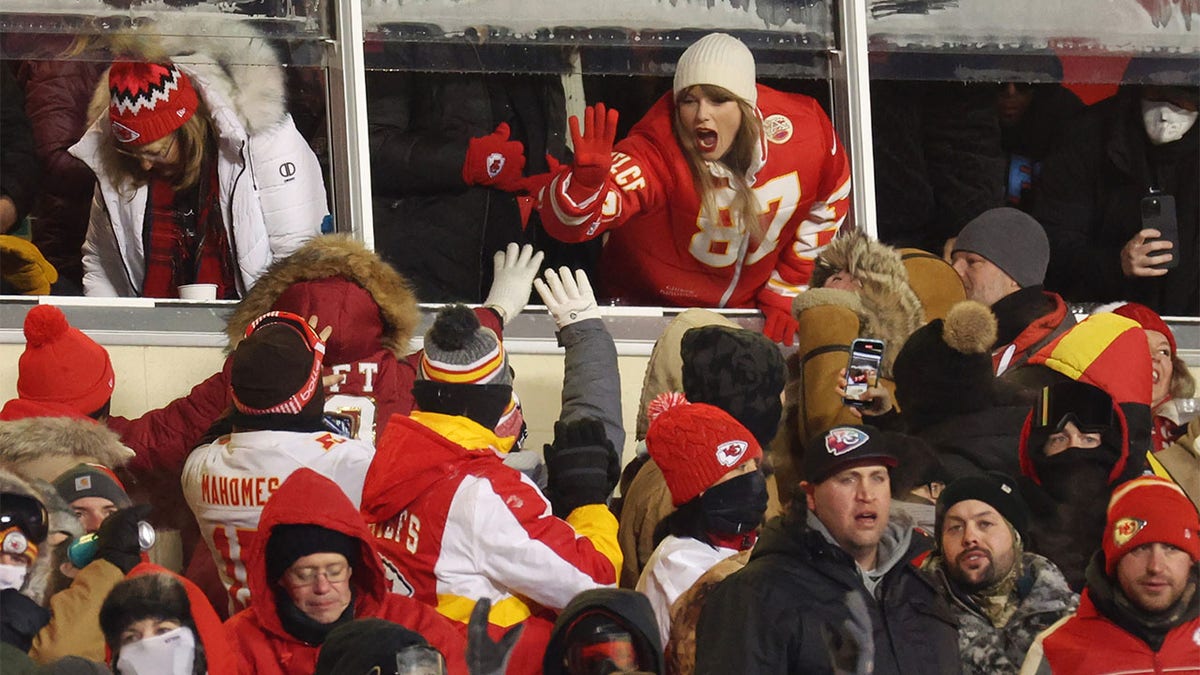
[951, 207, 1075, 378]
[921, 473, 1078, 675]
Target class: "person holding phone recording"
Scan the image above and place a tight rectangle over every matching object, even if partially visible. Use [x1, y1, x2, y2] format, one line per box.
[1035, 60, 1197, 315]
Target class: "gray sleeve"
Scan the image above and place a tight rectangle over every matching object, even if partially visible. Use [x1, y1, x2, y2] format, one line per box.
[556, 318, 625, 453]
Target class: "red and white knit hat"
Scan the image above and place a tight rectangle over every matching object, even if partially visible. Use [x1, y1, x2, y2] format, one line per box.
[1103, 476, 1200, 575]
[646, 398, 762, 506]
[108, 61, 199, 146]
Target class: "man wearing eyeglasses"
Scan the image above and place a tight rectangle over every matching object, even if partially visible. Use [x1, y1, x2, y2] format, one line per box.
[225, 468, 468, 675]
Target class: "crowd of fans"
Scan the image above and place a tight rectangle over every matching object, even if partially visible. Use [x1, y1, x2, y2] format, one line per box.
[0, 25, 1197, 675]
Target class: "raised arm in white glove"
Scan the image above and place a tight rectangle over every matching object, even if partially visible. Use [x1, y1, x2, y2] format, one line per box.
[533, 267, 602, 330]
[483, 242, 544, 326]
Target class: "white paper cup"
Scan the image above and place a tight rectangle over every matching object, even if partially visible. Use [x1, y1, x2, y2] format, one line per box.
[177, 283, 218, 301]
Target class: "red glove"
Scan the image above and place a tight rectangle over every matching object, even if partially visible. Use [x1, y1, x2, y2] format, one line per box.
[762, 306, 799, 347]
[566, 103, 619, 202]
[463, 123, 527, 190]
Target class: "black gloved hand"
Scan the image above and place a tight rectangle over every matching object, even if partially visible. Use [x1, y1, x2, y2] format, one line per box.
[467, 597, 524, 675]
[543, 418, 619, 518]
[95, 504, 152, 574]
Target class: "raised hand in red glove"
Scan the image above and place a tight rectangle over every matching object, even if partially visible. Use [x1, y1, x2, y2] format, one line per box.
[762, 306, 799, 346]
[566, 103, 619, 202]
[463, 123, 527, 190]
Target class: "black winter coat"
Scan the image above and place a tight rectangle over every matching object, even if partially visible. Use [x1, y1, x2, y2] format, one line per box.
[694, 509, 961, 675]
[366, 61, 597, 303]
[1035, 89, 1199, 315]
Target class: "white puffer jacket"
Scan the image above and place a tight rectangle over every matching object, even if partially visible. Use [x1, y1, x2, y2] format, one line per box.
[70, 25, 327, 297]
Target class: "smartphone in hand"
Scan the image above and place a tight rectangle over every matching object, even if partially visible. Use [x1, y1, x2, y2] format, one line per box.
[1142, 193, 1179, 270]
[843, 339, 884, 408]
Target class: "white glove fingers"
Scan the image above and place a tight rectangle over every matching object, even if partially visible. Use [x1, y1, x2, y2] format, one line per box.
[543, 267, 567, 300]
[556, 266, 579, 298]
[573, 269, 595, 301]
[533, 277, 553, 305]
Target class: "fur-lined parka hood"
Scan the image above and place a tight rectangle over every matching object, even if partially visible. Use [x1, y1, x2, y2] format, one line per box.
[224, 235, 420, 361]
[81, 15, 288, 179]
[795, 231, 924, 377]
[0, 467, 83, 606]
[0, 417, 134, 474]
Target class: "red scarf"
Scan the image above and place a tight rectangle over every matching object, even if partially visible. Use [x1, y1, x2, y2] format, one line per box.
[141, 157, 238, 299]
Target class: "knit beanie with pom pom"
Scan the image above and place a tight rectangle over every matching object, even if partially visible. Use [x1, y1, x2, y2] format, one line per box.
[412, 304, 514, 430]
[893, 300, 998, 431]
[17, 305, 114, 416]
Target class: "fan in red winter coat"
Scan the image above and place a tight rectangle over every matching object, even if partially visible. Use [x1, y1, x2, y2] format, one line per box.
[532, 32, 851, 345]
[223, 468, 468, 675]
[99, 562, 238, 675]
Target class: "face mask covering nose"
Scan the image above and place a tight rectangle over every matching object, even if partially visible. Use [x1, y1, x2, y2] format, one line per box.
[1141, 99, 1198, 145]
[0, 563, 28, 591]
[115, 626, 196, 675]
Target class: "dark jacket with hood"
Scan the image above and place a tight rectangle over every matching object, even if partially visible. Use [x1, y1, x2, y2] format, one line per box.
[542, 588, 664, 675]
[223, 468, 468, 675]
[1018, 312, 1155, 591]
[1035, 83, 1199, 315]
[694, 504, 960, 675]
[365, 51, 596, 303]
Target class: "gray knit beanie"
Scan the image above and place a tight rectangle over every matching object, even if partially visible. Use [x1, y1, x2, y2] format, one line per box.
[953, 207, 1050, 288]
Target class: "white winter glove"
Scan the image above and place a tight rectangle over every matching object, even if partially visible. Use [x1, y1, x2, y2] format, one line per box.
[483, 243, 544, 326]
[533, 267, 601, 330]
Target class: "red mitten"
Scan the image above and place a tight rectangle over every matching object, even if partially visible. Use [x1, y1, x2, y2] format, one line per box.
[463, 123, 527, 189]
[762, 306, 799, 346]
[565, 103, 619, 202]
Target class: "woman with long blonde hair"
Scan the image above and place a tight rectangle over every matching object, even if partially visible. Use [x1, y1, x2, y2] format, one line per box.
[534, 32, 852, 345]
[69, 26, 327, 299]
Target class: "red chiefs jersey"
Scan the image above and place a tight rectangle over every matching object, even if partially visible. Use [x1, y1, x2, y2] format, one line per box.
[541, 85, 851, 313]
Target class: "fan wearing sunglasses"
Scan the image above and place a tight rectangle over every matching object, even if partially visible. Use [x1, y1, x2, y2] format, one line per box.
[68, 39, 328, 299]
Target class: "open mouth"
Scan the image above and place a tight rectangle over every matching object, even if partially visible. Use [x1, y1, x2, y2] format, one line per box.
[854, 512, 878, 527]
[958, 549, 991, 566]
[696, 129, 718, 152]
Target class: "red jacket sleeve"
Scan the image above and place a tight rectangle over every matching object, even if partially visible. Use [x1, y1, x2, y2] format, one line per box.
[109, 359, 232, 477]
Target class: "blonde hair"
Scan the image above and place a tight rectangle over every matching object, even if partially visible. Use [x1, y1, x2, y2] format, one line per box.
[1170, 355, 1196, 400]
[110, 105, 213, 192]
[672, 85, 764, 242]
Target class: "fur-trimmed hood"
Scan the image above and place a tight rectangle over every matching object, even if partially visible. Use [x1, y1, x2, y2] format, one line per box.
[795, 231, 924, 377]
[0, 467, 82, 606]
[223, 235, 420, 362]
[0, 417, 134, 481]
[80, 15, 288, 181]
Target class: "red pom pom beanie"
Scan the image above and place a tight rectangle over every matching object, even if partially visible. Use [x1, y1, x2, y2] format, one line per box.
[108, 61, 198, 147]
[17, 306, 115, 416]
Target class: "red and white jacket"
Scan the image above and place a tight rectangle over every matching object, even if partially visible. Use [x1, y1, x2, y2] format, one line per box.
[1021, 587, 1200, 675]
[181, 429, 374, 612]
[540, 85, 851, 314]
[360, 412, 621, 674]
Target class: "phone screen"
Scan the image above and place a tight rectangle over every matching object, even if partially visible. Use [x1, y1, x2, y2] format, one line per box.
[844, 340, 884, 406]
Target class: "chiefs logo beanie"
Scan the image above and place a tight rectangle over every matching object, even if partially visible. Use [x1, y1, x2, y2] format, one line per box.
[109, 61, 198, 146]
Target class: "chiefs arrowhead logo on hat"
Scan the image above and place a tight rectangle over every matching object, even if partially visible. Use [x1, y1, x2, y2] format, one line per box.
[111, 120, 141, 144]
[487, 152, 505, 179]
[716, 440, 749, 467]
[1113, 517, 1146, 547]
[825, 426, 869, 456]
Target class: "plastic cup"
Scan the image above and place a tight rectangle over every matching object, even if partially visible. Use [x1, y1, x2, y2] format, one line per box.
[177, 283, 218, 301]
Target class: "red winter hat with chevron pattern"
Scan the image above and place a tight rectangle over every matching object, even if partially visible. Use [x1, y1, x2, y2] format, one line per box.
[646, 400, 762, 506]
[109, 61, 198, 146]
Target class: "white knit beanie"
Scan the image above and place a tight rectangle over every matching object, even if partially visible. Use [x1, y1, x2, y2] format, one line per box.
[673, 33, 758, 107]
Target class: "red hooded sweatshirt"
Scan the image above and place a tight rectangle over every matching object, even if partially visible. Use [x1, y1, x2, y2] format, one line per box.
[121, 562, 239, 675]
[223, 469, 468, 675]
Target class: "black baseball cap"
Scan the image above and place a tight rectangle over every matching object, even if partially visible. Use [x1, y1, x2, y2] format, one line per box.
[803, 425, 899, 484]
